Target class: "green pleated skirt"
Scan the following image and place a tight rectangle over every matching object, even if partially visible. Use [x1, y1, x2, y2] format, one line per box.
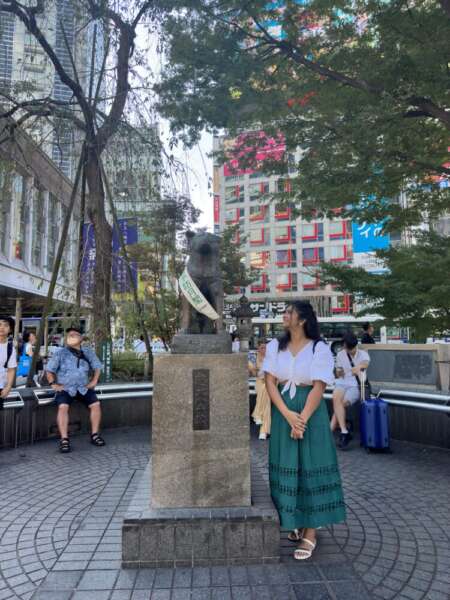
[269, 385, 346, 530]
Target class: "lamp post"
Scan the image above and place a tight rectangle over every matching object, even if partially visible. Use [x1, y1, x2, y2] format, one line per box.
[232, 294, 256, 352]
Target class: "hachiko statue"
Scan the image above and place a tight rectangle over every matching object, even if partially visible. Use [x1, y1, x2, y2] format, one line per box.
[180, 231, 224, 334]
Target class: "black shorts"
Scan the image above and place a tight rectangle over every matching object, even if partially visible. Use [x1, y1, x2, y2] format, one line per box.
[54, 389, 99, 407]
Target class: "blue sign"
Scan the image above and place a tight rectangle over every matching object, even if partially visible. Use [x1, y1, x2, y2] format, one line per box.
[80, 218, 138, 296]
[352, 221, 390, 253]
[112, 218, 138, 293]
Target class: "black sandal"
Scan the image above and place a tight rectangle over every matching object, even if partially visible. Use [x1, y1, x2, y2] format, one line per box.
[59, 438, 71, 453]
[91, 433, 105, 447]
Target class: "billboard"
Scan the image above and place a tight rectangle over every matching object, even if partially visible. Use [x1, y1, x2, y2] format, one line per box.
[351, 221, 390, 253]
[80, 218, 138, 296]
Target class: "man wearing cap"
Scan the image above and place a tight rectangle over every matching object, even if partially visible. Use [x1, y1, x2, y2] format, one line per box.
[0, 316, 17, 404]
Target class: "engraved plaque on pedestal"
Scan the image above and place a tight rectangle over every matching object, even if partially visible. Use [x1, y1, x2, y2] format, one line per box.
[151, 353, 251, 508]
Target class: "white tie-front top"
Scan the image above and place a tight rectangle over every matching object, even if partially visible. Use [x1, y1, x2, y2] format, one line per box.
[262, 338, 335, 399]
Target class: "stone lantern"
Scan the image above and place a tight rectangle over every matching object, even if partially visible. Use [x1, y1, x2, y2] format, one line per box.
[232, 294, 257, 352]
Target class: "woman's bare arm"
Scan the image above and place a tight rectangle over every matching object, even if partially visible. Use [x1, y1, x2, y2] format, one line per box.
[301, 381, 327, 423]
[265, 372, 305, 435]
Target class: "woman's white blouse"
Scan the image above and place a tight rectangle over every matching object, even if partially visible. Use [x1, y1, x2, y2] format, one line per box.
[262, 338, 335, 399]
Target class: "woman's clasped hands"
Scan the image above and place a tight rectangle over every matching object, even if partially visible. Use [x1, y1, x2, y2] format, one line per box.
[286, 410, 307, 440]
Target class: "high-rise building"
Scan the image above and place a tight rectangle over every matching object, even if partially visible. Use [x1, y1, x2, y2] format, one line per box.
[214, 132, 359, 317]
[0, 1, 102, 178]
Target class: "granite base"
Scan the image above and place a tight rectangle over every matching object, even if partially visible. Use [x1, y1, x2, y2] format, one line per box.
[122, 463, 280, 568]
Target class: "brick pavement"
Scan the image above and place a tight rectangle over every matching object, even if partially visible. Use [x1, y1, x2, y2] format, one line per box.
[0, 426, 448, 600]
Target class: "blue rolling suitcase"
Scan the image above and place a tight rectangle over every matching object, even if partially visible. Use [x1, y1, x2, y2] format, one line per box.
[359, 375, 391, 452]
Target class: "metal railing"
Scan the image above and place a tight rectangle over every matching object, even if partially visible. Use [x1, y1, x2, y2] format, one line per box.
[2, 380, 448, 414]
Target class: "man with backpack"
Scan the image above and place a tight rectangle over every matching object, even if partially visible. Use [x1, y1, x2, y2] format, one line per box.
[46, 326, 105, 453]
[330, 332, 370, 449]
[0, 316, 17, 404]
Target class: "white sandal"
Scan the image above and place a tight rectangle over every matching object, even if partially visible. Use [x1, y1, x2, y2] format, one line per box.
[294, 537, 316, 560]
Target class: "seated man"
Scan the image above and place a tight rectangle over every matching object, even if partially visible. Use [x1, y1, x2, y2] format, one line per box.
[331, 332, 370, 449]
[46, 327, 105, 453]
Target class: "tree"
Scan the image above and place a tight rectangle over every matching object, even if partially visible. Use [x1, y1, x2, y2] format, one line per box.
[320, 231, 450, 341]
[156, 0, 449, 230]
[220, 225, 255, 295]
[0, 0, 162, 348]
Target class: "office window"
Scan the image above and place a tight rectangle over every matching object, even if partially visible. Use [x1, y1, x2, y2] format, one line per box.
[302, 271, 320, 290]
[329, 245, 351, 262]
[251, 273, 270, 293]
[302, 247, 324, 264]
[225, 207, 244, 224]
[276, 249, 297, 268]
[250, 251, 270, 270]
[276, 272, 297, 292]
[249, 181, 269, 202]
[0, 164, 13, 256]
[329, 220, 348, 239]
[13, 174, 28, 261]
[275, 225, 296, 244]
[32, 187, 46, 268]
[47, 194, 59, 270]
[249, 205, 269, 223]
[249, 227, 270, 246]
[302, 222, 324, 242]
[225, 184, 244, 204]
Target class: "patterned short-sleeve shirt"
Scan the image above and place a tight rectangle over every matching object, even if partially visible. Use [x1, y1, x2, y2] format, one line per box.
[46, 346, 103, 396]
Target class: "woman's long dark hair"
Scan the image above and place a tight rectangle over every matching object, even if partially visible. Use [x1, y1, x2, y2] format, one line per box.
[278, 300, 321, 351]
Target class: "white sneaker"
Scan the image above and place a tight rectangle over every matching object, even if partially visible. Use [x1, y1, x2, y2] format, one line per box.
[254, 419, 263, 426]
[259, 432, 267, 440]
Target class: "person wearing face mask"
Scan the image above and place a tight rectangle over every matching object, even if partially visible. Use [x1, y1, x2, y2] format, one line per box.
[45, 326, 104, 453]
[263, 301, 346, 561]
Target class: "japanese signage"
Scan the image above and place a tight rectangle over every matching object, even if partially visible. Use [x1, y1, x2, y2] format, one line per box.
[80, 218, 138, 296]
[100, 340, 113, 383]
[351, 221, 390, 253]
[224, 300, 289, 319]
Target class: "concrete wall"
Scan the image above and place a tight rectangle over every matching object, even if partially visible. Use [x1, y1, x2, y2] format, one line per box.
[363, 344, 450, 392]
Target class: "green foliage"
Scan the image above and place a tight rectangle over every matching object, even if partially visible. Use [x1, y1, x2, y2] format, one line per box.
[320, 231, 450, 341]
[156, 0, 450, 229]
[220, 225, 256, 294]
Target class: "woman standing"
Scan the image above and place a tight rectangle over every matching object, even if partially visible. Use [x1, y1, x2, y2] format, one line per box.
[250, 340, 271, 440]
[263, 301, 346, 560]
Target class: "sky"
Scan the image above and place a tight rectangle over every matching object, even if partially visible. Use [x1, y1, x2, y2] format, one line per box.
[139, 26, 214, 232]
[175, 133, 214, 231]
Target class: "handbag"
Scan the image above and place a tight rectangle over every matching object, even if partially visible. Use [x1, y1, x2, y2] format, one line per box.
[16, 345, 32, 377]
[346, 352, 372, 401]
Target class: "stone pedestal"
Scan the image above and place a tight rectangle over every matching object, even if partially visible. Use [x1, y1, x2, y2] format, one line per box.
[122, 351, 280, 567]
[152, 353, 250, 508]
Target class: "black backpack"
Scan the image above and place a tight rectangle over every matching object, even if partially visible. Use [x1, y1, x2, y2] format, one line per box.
[3, 340, 13, 369]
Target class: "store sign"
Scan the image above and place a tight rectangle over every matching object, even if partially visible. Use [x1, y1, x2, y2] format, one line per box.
[352, 221, 390, 253]
[224, 300, 289, 319]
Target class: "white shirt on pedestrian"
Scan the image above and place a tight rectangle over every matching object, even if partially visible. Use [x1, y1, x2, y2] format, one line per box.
[262, 338, 334, 399]
[335, 348, 370, 388]
[0, 342, 17, 389]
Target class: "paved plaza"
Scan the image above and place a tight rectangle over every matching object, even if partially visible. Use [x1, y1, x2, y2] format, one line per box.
[0, 426, 448, 600]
